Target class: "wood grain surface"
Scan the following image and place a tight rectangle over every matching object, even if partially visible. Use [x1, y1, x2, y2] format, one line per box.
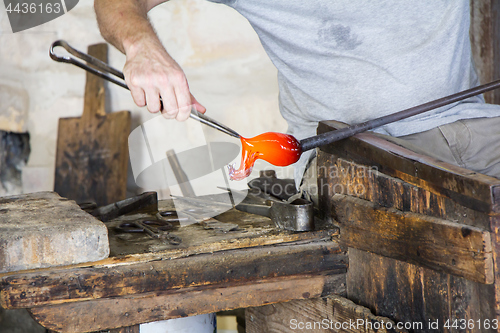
[317, 119, 500, 331]
[246, 294, 407, 333]
[317, 120, 500, 214]
[1, 239, 347, 309]
[318, 155, 493, 230]
[331, 194, 493, 284]
[29, 273, 346, 332]
[54, 43, 130, 206]
[346, 249, 496, 333]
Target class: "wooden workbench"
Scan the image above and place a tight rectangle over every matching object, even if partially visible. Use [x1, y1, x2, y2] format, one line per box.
[0, 197, 349, 332]
[4, 118, 500, 333]
[6, 120, 500, 333]
[314, 120, 500, 333]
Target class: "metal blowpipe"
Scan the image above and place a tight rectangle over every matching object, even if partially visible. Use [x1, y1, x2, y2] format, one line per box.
[300, 79, 500, 151]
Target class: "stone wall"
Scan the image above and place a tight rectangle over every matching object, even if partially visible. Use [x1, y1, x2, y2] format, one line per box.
[0, 0, 288, 197]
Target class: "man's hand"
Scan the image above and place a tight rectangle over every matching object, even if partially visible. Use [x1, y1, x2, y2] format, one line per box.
[123, 38, 206, 121]
[94, 0, 205, 121]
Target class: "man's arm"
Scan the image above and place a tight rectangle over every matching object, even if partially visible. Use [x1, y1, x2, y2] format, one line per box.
[94, 0, 205, 120]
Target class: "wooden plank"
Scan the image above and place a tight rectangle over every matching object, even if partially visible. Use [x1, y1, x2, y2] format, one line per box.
[246, 295, 407, 333]
[470, 0, 494, 103]
[468, 2, 500, 320]
[317, 121, 500, 214]
[317, 152, 492, 230]
[346, 249, 497, 333]
[317, 120, 500, 328]
[330, 194, 493, 284]
[29, 273, 346, 332]
[0, 240, 347, 309]
[54, 43, 130, 206]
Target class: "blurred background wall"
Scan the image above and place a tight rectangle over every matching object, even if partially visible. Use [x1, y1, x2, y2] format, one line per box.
[0, 0, 288, 198]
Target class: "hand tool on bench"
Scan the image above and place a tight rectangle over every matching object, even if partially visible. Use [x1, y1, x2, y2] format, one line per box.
[167, 194, 240, 231]
[235, 197, 314, 232]
[50, 40, 241, 139]
[217, 186, 313, 232]
[87, 191, 183, 244]
[168, 186, 313, 231]
[91, 191, 158, 222]
[52, 42, 130, 206]
[116, 219, 182, 245]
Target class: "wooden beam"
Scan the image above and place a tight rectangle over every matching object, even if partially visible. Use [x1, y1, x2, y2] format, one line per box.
[346, 249, 496, 333]
[1, 240, 347, 309]
[246, 295, 407, 333]
[331, 194, 493, 284]
[317, 153, 493, 230]
[29, 273, 345, 332]
[317, 120, 500, 214]
[470, 0, 500, 104]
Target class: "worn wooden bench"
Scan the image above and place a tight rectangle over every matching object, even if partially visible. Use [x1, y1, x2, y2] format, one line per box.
[312, 119, 500, 332]
[0, 196, 349, 332]
[4, 118, 500, 332]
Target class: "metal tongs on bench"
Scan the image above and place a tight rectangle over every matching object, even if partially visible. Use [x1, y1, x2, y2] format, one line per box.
[49, 40, 241, 139]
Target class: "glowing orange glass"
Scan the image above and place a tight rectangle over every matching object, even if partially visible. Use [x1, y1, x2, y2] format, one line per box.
[228, 132, 302, 181]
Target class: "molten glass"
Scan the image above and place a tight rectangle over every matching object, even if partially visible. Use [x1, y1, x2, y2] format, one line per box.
[228, 132, 302, 180]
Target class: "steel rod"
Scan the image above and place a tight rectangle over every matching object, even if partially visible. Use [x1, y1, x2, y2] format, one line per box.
[300, 79, 500, 152]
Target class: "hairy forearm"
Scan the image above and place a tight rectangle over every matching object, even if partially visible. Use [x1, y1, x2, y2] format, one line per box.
[93, 0, 205, 119]
[94, 0, 164, 54]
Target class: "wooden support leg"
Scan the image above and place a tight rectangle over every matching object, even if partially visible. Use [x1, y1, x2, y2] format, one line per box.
[245, 296, 407, 333]
[108, 326, 140, 333]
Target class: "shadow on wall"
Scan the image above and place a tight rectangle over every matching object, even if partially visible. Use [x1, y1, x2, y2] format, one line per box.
[0, 131, 30, 197]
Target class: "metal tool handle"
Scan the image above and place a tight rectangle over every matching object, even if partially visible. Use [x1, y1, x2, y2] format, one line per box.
[50, 40, 241, 139]
[235, 202, 272, 217]
[134, 221, 163, 238]
[50, 40, 128, 89]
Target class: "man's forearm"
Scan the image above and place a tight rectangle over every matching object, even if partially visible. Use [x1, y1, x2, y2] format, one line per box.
[94, 0, 165, 54]
[94, 0, 205, 120]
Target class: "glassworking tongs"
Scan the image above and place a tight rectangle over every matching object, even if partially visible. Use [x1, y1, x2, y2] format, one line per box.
[49, 40, 241, 139]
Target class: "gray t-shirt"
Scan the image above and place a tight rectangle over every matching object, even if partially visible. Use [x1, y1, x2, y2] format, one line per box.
[208, 0, 500, 179]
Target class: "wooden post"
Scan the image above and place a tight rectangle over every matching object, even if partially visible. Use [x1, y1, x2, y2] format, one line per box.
[470, 0, 500, 104]
[246, 295, 408, 333]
